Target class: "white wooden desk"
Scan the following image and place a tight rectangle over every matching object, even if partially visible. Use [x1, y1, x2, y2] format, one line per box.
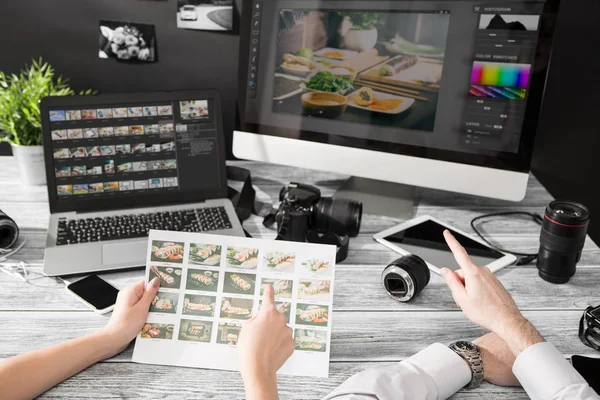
[1, 158, 599, 399]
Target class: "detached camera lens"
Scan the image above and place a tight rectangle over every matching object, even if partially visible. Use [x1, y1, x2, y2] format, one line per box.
[537, 201, 590, 284]
[382, 255, 430, 302]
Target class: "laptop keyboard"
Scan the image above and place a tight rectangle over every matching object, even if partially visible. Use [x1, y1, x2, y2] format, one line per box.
[56, 207, 232, 246]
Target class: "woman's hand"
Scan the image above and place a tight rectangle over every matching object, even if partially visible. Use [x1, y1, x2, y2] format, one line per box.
[238, 284, 295, 400]
[102, 278, 160, 355]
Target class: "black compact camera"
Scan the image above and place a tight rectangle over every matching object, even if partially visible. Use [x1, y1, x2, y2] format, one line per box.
[0, 210, 19, 250]
[267, 183, 362, 261]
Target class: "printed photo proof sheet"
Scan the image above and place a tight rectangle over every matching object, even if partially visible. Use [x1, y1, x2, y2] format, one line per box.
[132, 230, 336, 377]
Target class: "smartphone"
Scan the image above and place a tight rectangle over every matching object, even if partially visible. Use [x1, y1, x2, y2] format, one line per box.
[572, 355, 600, 394]
[66, 275, 119, 314]
[373, 215, 516, 275]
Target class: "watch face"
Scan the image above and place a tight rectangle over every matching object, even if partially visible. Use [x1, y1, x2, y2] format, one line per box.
[455, 341, 476, 352]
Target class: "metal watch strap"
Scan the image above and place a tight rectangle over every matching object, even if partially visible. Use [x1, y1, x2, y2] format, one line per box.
[449, 342, 484, 389]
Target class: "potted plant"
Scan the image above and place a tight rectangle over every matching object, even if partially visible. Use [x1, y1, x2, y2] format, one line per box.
[0, 58, 94, 185]
[339, 12, 381, 52]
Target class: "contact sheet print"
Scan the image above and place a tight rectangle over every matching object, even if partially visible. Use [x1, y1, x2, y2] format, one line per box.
[132, 230, 336, 377]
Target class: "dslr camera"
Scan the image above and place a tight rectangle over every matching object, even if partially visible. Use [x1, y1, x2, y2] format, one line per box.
[271, 183, 362, 248]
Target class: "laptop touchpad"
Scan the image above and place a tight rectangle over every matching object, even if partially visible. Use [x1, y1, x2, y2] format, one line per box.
[102, 241, 147, 265]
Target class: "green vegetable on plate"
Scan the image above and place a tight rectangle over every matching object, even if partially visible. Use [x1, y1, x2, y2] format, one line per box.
[303, 71, 354, 93]
[296, 48, 315, 60]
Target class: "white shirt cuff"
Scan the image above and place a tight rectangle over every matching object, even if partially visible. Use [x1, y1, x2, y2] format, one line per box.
[513, 342, 588, 400]
[405, 343, 472, 399]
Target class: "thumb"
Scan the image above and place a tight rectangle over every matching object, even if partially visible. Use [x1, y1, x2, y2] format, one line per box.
[441, 268, 467, 306]
[260, 284, 275, 311]
[140, 277, 160, 306]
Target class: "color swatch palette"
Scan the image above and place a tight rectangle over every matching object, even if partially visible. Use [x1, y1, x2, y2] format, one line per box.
[469, 85, 527, 100]
[471, 62, 531, 89]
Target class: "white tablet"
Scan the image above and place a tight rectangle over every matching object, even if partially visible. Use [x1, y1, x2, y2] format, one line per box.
[373, 215, 516, 275]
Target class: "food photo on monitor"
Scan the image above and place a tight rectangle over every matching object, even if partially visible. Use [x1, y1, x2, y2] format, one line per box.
[272, 9, 450, 132]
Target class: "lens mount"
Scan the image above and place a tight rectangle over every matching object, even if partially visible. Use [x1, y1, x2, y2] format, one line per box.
[381, 266, 415, 302]
[381, 255, 430, 302]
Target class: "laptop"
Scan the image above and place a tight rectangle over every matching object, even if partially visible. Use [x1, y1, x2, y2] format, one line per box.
[40, 90, 245, 276]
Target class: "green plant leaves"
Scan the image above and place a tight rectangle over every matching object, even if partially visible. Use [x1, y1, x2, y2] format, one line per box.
[0, 58, 95, 146]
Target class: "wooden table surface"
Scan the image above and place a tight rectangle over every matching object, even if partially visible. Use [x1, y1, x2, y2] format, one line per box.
[1, 158, 599, 399]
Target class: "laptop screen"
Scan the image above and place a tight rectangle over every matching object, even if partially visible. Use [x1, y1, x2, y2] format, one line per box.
[42, 91, 227, 214]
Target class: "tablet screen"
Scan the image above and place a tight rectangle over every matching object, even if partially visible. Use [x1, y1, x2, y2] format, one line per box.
[382, 220, 504, 271]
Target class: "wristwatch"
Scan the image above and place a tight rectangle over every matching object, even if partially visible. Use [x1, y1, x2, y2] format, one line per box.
[448, 341, 484, 389]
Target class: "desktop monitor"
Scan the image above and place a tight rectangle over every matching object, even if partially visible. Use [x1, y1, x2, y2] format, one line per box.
[235, 0, 560, 216]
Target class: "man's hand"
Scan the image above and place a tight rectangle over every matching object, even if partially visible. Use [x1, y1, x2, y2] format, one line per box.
[441, 230, 544, 356]
[102, 277, 160, 355]
[238, 284, 295, 400]
[474, 333, 520, 387]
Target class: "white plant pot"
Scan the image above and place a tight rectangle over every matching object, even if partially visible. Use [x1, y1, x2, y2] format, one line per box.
[10, 143, 47, 186]
[344, 28, 378, 52]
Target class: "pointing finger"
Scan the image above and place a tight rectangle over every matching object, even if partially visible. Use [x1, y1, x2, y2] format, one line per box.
[260, 284, 275, 312]
[444, 230, 478, 274]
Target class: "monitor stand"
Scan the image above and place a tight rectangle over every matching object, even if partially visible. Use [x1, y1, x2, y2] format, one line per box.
[333, 176, 416, 220]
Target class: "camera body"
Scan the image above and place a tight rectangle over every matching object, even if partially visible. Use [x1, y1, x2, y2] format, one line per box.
[274, 182, 362, 242]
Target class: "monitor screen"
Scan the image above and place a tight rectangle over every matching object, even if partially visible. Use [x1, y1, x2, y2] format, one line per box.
[43, 92, 226, 213]
[238, 0, 559, 172]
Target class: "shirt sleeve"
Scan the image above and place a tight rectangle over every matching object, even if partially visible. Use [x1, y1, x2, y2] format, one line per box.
[322, 343, 472, 400]
[512, 342, 600, 400]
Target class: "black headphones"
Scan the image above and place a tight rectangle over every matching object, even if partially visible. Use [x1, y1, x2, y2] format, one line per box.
[0, 210, 19, 251]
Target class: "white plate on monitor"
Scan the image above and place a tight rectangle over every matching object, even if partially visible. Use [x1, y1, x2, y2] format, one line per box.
[346, 89, 415, 114]
[314, 47, 358, 60]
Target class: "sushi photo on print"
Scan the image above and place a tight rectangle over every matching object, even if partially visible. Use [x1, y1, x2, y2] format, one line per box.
[150, 241, 185, 263]
[149, 291, 179, 314]
[226, 247, 259, 269]
[186, 269, 219, 292]
[223, 272, 256, 295]
[182, 294, 217, 317]
[295, 304, 329, 327]
[149, 266, 183, 289]
[263, 251, 296, 273]
[189, 243, 222, 266]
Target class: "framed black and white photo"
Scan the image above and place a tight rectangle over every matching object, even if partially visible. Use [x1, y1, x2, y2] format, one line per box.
[176, 0, 233, 31]
[99, 20, 157, 63]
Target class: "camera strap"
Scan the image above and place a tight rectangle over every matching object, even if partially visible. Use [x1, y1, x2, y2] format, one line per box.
[226, 166, 351, 262]
[226, 166, 273, 236]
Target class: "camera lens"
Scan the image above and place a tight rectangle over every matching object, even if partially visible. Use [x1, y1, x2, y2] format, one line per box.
[313, 197, 362, 237]
[537, 201, 590, 284]
[382, 255, 430, 302]
[0, 210, 19, 249]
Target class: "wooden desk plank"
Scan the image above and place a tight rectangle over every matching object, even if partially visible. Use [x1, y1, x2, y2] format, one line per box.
[35, 361, 533, 400]
[0, 311, 594, 361]
[2, 265, 599, 312]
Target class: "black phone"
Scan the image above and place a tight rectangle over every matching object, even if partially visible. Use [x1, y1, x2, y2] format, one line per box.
[571, 355, 600, 394]
[66, 275, 119, 314]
